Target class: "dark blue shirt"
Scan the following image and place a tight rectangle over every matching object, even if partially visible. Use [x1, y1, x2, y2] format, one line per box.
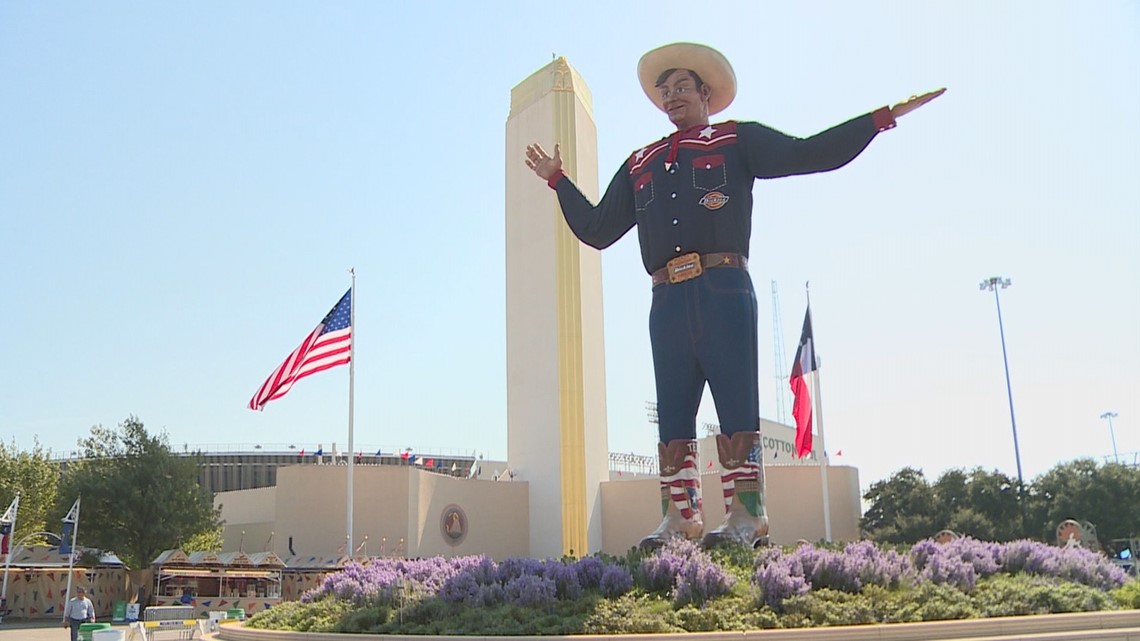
[552, 111, 889, 274]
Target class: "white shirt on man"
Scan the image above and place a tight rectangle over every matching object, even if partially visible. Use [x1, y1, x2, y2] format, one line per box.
[64, 594, 94, 621]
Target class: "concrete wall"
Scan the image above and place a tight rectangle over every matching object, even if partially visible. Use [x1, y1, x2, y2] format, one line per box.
[218, 459, 860, 560]
[407, 465, 529, 559]
[217, 464, 530, 560]
[218, 485, 276, 553]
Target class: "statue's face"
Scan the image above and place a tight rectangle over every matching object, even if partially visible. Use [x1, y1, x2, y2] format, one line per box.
[658, 69, 709, 129]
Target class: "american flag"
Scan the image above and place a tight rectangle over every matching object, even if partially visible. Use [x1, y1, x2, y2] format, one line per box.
[248, 289, 352, 411]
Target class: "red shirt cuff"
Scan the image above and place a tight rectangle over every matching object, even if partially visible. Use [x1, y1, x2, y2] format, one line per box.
[872, 106, 896, 132]
[547, 170, 566, 190]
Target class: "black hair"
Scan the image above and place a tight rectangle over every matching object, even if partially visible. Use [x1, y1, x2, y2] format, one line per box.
[654, 68, 704, 89]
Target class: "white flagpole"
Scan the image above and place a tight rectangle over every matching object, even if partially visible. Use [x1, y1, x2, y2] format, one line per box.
[805, 285, 832, 542]
[1, 493, 19, 605]
[346, 269, 356, 556]
[62, 497, 80, 623]
[813, 368, 833, 542]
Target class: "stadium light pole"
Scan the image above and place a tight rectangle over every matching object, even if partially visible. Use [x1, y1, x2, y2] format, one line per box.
[1100, 411, 1120, 463]
[979, 276, 1027, 532]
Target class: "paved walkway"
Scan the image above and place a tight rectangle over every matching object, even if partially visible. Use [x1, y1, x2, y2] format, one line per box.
[0, 620, 132, 640]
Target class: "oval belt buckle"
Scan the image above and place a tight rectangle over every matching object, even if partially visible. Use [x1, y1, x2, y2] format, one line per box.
[667, 252, 703, 284]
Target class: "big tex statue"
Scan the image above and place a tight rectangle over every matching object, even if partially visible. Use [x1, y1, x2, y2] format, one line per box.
[525, 42, 942, 549]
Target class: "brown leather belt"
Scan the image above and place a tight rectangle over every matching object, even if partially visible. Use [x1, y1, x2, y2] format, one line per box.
[651, 252, 747, 287]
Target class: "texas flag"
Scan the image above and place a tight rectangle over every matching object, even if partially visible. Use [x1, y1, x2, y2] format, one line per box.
[789, 306, 818, 458]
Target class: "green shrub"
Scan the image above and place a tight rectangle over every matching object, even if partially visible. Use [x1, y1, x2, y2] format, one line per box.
[1111, 579, 1140, 609]
[673, 594, 778, 632]
[245, 597, 352, 632]
[974, 574, 1118, 616]
[368, 597, 600, 635]
[879, 582, 977, 623]
[582, 593, 682, 634]
[335, 606, 390, 632]
[781, 588, 881, 627]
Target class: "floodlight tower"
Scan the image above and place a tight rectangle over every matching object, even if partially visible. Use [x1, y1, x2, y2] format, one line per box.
[979, 276, 1027, 531]
[771, 281, 790, 425]
[1100, 412, 1120, 463]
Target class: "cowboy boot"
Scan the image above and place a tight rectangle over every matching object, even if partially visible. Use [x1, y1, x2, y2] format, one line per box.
[702, 431, 770, 548]
[638, 438, 703, 550]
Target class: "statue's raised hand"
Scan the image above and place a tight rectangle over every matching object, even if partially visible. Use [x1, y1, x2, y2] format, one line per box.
[525, 143, 562, 181]
[891, 88, 946, 119]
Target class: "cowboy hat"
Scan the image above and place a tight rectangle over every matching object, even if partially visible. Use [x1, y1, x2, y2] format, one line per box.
[637, 42, 736, 115]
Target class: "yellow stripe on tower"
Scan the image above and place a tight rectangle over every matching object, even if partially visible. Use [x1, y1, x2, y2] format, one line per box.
[553, 70, 587, 558]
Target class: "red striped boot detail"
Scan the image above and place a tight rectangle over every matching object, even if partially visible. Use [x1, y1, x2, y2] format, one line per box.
[638, 439, 703, 550]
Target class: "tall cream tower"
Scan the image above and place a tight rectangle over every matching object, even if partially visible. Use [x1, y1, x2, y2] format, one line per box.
[505, 57, 609, 558]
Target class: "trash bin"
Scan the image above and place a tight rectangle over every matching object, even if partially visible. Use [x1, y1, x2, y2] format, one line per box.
[78, 622, 110, 641]
[227, 607, 245, 620]
[92, 629, 125, 641]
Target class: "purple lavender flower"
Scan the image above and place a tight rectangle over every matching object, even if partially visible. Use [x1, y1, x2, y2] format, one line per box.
[753, 550, 809, 611]
[599, 565, 633, 598]
[674, 553, 735, 606]
[943, 537, 1001, 577]
[1000, 539, 1127, 590]
[504, 574, 557, 608]
[638, 540, 689, 593]
[574, 556, 605, 589]
[473, 583, 505, 607]
[919, 552, 978, 591]
[639, 538, 733, 605]
[496, 556, 546, 583]
[543, 561, 584, 600]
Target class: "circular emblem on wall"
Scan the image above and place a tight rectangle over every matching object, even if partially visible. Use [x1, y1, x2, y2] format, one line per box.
[440, 504, 468, 546]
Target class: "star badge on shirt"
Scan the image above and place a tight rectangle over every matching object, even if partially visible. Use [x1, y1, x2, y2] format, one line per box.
[698, 126, 716, 139]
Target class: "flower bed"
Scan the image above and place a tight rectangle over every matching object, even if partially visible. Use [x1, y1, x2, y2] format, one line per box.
[247, 537, 1136, 634]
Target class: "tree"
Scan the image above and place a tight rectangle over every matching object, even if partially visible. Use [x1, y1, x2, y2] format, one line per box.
[931, 468, 969, 529]
[0, 438, 59, 545]
[945, 506, 998, 541]
[864, 460, 1140, 546]
[1027, 458, 1140, 547]
[56, 416, 222, 569]
[182, 526, 224, 553]
[861, 467, 939, 543]
[961, 467, 1022, 540]
[865, 466, 1040, 543]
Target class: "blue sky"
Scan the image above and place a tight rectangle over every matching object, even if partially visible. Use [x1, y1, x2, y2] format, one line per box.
[2, 1, 1137, 490]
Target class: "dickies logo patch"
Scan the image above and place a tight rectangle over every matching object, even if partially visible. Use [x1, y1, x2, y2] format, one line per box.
[699, 191, 730, 210]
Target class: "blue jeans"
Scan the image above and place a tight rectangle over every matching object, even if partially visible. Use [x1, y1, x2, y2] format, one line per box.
[650, 267, 759, 442]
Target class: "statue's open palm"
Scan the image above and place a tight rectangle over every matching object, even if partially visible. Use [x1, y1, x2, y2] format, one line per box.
[525, 143, 562, 181]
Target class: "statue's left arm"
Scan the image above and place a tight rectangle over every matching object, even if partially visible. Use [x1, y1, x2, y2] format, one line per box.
[742, 88, 945, 179]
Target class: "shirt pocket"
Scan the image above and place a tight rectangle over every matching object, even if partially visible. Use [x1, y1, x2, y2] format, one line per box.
[692, 154, 726, 192]
[633, 171, 655, 211]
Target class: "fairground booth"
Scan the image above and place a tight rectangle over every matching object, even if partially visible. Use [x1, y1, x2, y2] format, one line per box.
[151, 549, 284, 618]
[0, 545, 128, 619]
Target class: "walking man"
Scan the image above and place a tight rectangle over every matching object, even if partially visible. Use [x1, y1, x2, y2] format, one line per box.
[63, 585, 96, 641]
[525, 42, 942, 549]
